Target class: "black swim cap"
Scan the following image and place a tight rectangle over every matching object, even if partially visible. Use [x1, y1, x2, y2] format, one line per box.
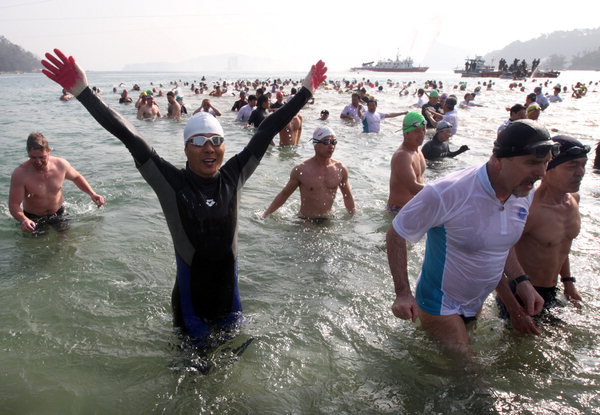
[493, 119, 555, 158]
[547, 135, 590, 170]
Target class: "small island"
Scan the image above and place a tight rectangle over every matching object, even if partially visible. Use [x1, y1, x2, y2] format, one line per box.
[0, 36, 41, 73]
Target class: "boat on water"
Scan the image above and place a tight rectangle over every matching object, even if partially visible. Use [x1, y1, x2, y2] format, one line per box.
[455, 56, 560, 78]
[351, 54, 428, 73]
[454, 56, 502, 77]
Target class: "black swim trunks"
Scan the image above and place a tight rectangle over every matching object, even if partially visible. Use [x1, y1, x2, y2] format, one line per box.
[23, 206, 69, 232]
[496, 279, 563, 320]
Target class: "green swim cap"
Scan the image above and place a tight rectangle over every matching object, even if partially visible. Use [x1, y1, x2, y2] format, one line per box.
[146, 90, 153, 95]
[403, 112, 426, 133]
[429, 90, 440, 98]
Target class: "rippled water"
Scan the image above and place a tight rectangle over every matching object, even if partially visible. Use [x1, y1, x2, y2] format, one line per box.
[1, 69, 599, 414]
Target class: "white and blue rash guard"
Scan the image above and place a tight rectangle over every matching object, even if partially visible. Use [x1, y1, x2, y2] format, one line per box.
[77, 86, 312, 340]
[392, 164, 533, 317]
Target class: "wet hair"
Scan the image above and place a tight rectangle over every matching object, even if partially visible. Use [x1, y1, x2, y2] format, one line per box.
[510, 104, 526, 114]
[257, 95, 269, 107]
[166, 91, 174, 97]
[247, 94, 257, 102]
[445, 97, 457, 110]
[26, 132, 50, 152]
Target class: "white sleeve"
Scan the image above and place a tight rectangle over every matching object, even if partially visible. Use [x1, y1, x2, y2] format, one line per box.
[392, 184, 446, 243]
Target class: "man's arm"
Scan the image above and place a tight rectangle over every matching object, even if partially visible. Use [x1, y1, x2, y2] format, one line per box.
[338, 165, 355, 215]
[210, 104, 221, 117]
[386, 227, 418, 321]
[496, 247, 542, 334]
[385, 111, 408, 118]
[262, 168, 301, 218]
[392, 152, 424, 195]
[63, 159, 105, 207]
[445, 145, 470, 158]
[8, 169, 36, 232]
[245, 60, 327, 160]
[42, 49, 154, 166]
[559, 256, 582, 303]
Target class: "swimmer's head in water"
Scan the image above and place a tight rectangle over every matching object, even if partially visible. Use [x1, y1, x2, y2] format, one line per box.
[312, 126, 335, 145]
[493, 119, 557, 158]
[402, 112, 426, 133]
[547, 135, 590, 170]
[526, 103, 541, 114]
[436, 120, 453, 132]
[184, 112, 225, 144]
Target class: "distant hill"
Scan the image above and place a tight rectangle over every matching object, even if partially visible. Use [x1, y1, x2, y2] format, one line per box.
[0, 36, 41, 72]
[484, 27, 600, 70]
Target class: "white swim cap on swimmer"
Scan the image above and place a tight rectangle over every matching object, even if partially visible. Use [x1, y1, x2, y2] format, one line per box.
[183, 112, 224, 144]
[312, 126, 335, 143]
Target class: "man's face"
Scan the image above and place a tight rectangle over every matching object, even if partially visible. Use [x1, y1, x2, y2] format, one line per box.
[545, 158, 587, 193]
[367, 101, 377, 112]
[429, 96, 439, 104]
[351, 95, 359, 106]
[248, 99, 257, 107]
[28, 149, 50, 171]
[184, 134, 225, 178]
[202, 99, 211, 110]
[500, 152, 552, 197]
[405, 127, 426, 146]
[314, 136, 336, 158]
[436, 129, 452, 142]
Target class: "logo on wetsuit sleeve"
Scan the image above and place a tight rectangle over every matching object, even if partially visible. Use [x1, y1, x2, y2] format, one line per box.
[517, 207, 527, 220]
[206, 199, 216, 207]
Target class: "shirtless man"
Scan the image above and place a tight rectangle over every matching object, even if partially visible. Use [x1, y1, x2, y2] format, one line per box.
[166, 91, 181, 121]
[498, 135, 589, 316]
[137, 94, 161, 119]
[193, 98, 221, 116]
[386, 112, 427, 214]
[9, 132, 105, 232]
[262, 126, 355, 219]
[278, 114, 302, 146]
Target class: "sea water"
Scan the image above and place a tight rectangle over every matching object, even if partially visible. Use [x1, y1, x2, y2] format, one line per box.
[0, 69, 599, 414]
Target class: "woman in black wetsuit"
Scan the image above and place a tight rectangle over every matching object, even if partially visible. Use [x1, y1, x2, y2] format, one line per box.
[41, 49, 327, 343]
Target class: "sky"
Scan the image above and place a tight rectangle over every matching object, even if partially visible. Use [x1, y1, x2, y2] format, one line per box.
[2, 0, 599, 72]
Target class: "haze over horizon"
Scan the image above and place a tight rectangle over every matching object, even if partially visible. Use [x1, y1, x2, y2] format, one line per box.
[1, 0, 598, 72]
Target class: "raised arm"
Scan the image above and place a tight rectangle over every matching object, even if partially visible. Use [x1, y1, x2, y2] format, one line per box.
[246, 60, 327, 160]
[41, 49, 153, 165]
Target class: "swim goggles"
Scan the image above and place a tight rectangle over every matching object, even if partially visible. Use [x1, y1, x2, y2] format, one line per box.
[186, 135, 224, 146]
[561, 144, 590, 156]
[494, 142, 560, 158]
[313, 138, 337, 145]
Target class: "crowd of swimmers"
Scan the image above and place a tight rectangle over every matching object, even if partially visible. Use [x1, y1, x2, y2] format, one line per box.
[10, 48, 600, 361]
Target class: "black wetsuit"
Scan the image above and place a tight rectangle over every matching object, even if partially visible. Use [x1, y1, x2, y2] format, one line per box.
[421, 135, 468, 161]
[231, 99, 247, 112]
[247, 107, 268, 128]
[76, 86, 312, 341]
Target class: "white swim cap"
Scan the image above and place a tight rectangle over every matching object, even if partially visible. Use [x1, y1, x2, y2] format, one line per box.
[312, 126, 335, 142]
[183, 112, 224, 144]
